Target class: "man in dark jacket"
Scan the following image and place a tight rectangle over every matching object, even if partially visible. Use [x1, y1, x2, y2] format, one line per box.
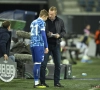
[40, 6, 66, 87]
[0, 21, 12, 60]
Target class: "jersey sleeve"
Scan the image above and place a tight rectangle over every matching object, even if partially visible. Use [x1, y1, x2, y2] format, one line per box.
[41, 22, 48, 48]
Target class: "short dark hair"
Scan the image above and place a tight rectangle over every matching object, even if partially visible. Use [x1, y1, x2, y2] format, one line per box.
[2, 21, 11, 29]
[39, 9, 48, 17]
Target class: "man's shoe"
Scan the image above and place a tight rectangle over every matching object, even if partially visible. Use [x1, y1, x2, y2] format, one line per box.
[54, 83, 64, 87]
[34, 84, 46, 88]
[41, 83, 49, 87]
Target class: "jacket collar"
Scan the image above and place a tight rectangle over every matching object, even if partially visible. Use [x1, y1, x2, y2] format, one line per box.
[47, 16, 58, 21]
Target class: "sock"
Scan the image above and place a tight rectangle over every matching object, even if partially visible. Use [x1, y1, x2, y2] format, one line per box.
[33, 63, 41, 85]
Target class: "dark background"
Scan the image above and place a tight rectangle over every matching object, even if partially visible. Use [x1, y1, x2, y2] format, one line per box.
[72, 16, 100, 34]
[0, 4, 48, 17]
[0, 2, 100, 34]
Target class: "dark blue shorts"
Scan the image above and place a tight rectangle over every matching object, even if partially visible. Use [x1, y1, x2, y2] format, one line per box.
[31, 46, 44, 63]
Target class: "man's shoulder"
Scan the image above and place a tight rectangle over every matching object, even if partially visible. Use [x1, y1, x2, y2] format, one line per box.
[56, 16, 61, 20]
[37, 18, 44, 24]
[56, 16, 63, 22]
[31, 19, 43, 25]
[31, 19, 36, 24]
[0, 28, 8, 34]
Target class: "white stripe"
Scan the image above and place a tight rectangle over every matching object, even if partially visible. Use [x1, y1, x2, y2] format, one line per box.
[34, 62, 41, 64]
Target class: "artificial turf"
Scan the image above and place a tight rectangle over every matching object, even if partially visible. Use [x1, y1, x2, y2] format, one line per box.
[0, 57, 100, 90]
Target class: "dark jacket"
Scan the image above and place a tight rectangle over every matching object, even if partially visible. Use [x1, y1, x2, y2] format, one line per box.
[45, 16, 66, 44]
[0, 27, 11, 57]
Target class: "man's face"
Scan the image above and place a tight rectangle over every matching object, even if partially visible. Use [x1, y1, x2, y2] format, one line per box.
[48, 10, 56, 20]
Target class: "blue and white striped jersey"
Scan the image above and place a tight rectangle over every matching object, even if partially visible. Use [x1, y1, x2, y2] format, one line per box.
[30, 17, 48, 48]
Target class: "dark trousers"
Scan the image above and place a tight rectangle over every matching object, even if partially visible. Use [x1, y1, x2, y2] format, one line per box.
[95, 44, 100, 56]
[40, 44, 61, 85]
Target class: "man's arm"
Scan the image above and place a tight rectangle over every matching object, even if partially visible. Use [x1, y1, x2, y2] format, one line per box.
[59, 19, 66, 38]
[41, 31, 48, 48]
[0, 33, 9, 60]
[0, 33, 9, 55]
[41, 31, 49, 53]
[41, 22, 48, 48]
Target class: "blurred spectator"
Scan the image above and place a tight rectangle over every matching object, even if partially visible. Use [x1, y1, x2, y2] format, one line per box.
[95, 25, 100, 57]
[76, 25, 92, 56]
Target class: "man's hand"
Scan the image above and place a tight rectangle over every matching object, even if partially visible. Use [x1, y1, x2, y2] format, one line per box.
[44, 48, 49, 54]
[47, 32, 60, 38]
[47, 32, 53, 37]
[54, 33, 60, 38]
[4, 54, 8, 60]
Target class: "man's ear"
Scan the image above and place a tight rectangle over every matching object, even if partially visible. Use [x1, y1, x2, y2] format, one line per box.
[7, 25, 11, 30]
